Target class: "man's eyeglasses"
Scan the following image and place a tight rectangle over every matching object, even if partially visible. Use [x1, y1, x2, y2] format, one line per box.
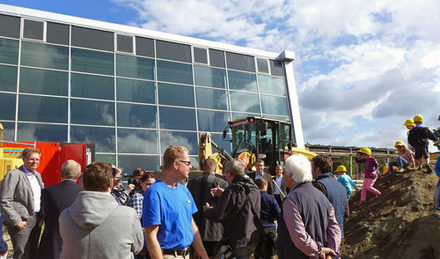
[179, 160, 192, 167]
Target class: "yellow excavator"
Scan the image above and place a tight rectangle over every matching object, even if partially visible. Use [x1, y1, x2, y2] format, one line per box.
[198, 117, 316, 175]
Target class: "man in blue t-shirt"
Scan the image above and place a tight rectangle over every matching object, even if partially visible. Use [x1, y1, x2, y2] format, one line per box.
[143, 145, 208, 259]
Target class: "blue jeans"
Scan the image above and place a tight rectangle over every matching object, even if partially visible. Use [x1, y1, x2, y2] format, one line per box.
[388, 157, 408, 173]
[435, 179, 440, 211]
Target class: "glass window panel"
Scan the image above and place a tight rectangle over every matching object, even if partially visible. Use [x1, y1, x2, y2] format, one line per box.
[1, 121, 15, 140]
[17, 123, 67, 142]
[0, 93, 16, 120]
[158, 83, 194, 107]
[231, 112, 259, 120]
[135, 37, 154, 57]
[270, 60, 284, 76]
[258, 75, 286, 96]
[118, 155, 160, 172]
[156, 40, 191, 63]
[71, 99, 115, 126]
[263, 115, 290, 122]
[19, 95, 67, 123]
[159, 107, 196, 130]
[227, 71, 257, 92]
[21, 41, 68, 70]
[209, 49, 225, 68]
[118, 129, 158, 153]
[160, 131, 198, 155]
[117, 103, 157, 128]
[71, 73, 114, 100]
[116, 78, 155, 104]
[71, 126, 115, 152]
[95, 154, 116, 164]
[194, 47, 207, 64]
[194, 66, 226, 88]
[261, 95, 289, 116]
[230, 92, 260, 113]
[257, 58, 269, 73]
[157, 60, 193, 85]
[0, 65, 17, 92]
[71, 48, 114, 75]
[20, 68, 68, 96]
[0, 14, 20, 38]
[71, 26, 114, 51]
[211, 133, 231, 154]
[195, 88, 228, 110]
[47, 22, 69, 45]
[226, 52, 255, 72]
[0, 38, 19, 64]
[117, 35, 133, 53]
[23, 20, 44, 40]
[197, 110, 229, 132]
[116, 54, 154, 80]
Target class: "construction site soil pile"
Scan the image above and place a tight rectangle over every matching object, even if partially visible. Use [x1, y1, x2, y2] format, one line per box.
[343, 169, 440, 259]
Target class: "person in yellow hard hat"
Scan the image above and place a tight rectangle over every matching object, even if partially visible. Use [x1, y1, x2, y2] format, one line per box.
[388, 140, 415, 174]
[407, 114, 438, 173]
[335, 165, 358, 200]
[355, 147, 381, 205]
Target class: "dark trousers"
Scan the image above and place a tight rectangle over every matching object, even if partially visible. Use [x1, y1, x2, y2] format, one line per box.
[6, 214, 41, 259]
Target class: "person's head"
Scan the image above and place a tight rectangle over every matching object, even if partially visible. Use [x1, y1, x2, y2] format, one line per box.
[311, 154, 333, 179]
[335, 165, 347, 176]
[223, 159, 245, 183]
[139, 171, 156, 192]
[394, 140, 406, 152]
[403, 119, 415, 130]
[357, 147, 372, 159]
[275, 165, 284, 177]
[255, 178, 267, 191]
[203, 157, 217, 174]
[61, 160, 82, 180]
[82, 162, 113, 192]
[284, 154, 312, 189]
[163, 145, 191, 179]
[132, 168, 146, 179]
[413, 114, 424, 126]
[255, 159, 264, 174]
[111, 166, 122, 186]
[22, 147, 41, 172]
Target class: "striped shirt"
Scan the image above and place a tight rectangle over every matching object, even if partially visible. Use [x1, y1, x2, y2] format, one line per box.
[363, 156, 378, 179]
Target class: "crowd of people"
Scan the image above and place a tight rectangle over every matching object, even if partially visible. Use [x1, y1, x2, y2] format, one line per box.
[0, 113, 438, 259]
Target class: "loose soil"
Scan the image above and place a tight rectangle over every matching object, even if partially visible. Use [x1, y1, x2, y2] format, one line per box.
[343, 168, 440, 259]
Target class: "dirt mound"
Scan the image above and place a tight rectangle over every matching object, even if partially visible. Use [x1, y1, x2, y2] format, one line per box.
[343, 169, 440, 259]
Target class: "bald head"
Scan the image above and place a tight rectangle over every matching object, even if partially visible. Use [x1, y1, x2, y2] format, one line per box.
[61, 160, 82, 180]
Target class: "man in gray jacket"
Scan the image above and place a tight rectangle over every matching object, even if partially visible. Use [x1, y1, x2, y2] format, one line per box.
[59, 162, 143, 259]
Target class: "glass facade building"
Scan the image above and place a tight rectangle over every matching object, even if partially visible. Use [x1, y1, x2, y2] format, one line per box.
[0, 4, 304, 172]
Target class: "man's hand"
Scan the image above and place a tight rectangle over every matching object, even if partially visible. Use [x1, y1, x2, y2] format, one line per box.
[127, 184, 135, 191]
[318, 247, 336, 259]
[210, 186, 224, 197]
[203, 203, 213, 212]
[16, 221, 27, 230]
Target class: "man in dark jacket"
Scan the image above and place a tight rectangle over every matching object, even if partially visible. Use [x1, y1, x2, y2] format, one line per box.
[204, 159, 261, 259]
[38, 160, 83, 259]
[312, 155, 347, 239]
[248, 159, 274, 195]
[188, 158, 229, 257]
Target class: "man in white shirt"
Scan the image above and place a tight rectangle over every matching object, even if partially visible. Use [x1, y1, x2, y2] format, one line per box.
[272, 165, 287, 207]
[0, 147, 44, 259]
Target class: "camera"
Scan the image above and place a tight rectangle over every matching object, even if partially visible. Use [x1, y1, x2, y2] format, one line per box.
[219, 245, 233, 259]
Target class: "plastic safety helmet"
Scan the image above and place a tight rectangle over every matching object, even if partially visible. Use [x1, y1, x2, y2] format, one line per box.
[394, 140, 406, 147]
[413, 114, 424, 123]
[403, 119, 415, 126]
[358, 147, 372, 156]
[335, 165, 347, 173]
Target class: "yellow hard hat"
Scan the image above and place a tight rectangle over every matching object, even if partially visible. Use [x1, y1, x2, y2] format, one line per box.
[335, 165, 347, 173]
[394, 140, 406, 147]
[403, 119, 415, 126]
[413, 114, 424, 123]
[358, 147, 372, 156]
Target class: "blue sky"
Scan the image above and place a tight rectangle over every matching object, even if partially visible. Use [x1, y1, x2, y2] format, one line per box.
[1, 0, 439, 151]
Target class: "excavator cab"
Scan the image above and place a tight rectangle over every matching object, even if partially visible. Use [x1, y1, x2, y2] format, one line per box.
[227, 117, 294, 174]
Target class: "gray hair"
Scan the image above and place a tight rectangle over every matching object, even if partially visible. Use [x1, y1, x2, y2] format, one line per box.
[61, 160, 82, 180]
[284, 154, 313, 183]
[224, 159, 245, 177]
